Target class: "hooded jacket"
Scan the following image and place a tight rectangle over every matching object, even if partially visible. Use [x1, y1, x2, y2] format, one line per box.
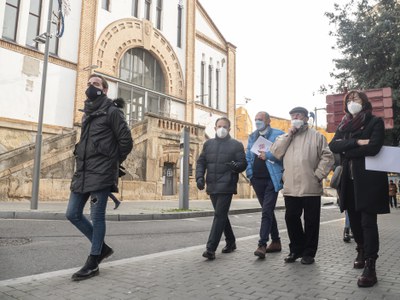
[196, 134, 247, 195]
[70, 95, 133, 193]
[270, 126, 334, 197]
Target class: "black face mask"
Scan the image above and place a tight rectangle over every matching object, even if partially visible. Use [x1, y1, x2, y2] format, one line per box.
[85, 85, 103, 100]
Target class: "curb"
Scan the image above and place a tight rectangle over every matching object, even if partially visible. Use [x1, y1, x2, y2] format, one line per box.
[0, 202, 335, 221]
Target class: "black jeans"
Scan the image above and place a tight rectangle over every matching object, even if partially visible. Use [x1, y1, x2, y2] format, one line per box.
[251, 177, 279, 245]
[345, 177, 379, 260]
[284, 196, 321, 257]
[206, 193, 235, 252]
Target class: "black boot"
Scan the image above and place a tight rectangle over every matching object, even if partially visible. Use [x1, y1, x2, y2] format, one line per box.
[357, 258, 377, 287]
[98, 242, 114, 264]
[353, 245, 365, 269]
[343, 228, 351, 243]
[71, 255, 99, 281]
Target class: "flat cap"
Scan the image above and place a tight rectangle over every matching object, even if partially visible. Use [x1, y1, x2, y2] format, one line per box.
[289, 106, 308, 116]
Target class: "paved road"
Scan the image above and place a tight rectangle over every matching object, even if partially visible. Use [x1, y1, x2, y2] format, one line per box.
[0, 208, 399, 299]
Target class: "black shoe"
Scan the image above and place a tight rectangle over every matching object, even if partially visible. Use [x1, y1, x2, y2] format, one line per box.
[202, 250, 216, 260]
[98, 243, 114, 264]
[301, 256, 315, 265]
[114, 200, 121, 210]
[284, 253, 302, 263]
[343, 228, 351, 243]
[221, 243, 236, 253]
[354, 245, 365, 269]
[71, 255, 99, 281]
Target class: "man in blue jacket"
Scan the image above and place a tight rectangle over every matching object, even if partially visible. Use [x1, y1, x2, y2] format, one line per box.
[246, 111, 284, 259]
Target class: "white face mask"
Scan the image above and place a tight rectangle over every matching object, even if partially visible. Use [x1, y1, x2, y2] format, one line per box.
[347, 101, 362, 115]
[216, 127, 228, 138]
[291, 119, 304, 129]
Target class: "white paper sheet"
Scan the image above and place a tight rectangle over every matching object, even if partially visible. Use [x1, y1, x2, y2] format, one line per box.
[250, 136, 273, 155]
[365, 146, 400, 173]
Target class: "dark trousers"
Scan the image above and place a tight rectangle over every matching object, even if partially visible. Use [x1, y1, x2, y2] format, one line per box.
[252, 177, 279, 245]
[345, 177, 379, 260]
[389, 195, 397, 208]
[206, 193, 235, 252]
[284, 196, 321, 257]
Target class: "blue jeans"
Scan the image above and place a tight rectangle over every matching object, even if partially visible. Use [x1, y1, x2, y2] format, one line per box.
[251, 177, 279, 245]
[66, 187, 111, 255]
[206, 193, 235, 252]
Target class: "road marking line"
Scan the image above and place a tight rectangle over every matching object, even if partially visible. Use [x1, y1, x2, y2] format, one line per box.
[0, 218, 343, 287]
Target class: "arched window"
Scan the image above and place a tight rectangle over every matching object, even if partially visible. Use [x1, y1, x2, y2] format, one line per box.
[119, 48, 169, 125]
[120, 48, 165, 92]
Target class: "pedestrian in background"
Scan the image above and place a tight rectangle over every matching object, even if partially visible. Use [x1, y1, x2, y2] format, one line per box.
[246, 111, 284, 259]
[270, 106, 334, 265]
[388, 180, 397, 209]
[329, 90, 389, 287]
[66, 74, 133, 281]
[196, 117, 247, 260]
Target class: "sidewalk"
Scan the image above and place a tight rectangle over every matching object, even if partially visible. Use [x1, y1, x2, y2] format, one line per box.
[0, 196, 336, 221]
[0, 208, 399, 299]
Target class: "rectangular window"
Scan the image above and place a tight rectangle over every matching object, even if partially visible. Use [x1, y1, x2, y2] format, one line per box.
[26, 0, 42, 48]
[208, 65, 213, 107]
[215, 68, 220, 109]
[2, 0, 20, 41]
[102, 0, 110, 11]
[132, 0, 139, 17]
[156, 0, 162, 30]
[200, 61, 205, 104]
[177, 4, 183, 48]
[144, 0, 151, 20]
[49, 0, 59, 55]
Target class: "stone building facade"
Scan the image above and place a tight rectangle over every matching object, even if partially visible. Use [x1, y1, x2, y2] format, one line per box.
[0, 1, 253, 201]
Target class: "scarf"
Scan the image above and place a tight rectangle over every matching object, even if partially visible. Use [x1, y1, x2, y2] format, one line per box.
[338, 107, 372, 133]
[83, 97, 104, 115]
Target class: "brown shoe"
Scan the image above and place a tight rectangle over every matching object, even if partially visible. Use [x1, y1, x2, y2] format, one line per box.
[357, 258, 377, 287]
[254, 245, 267, 259]
[265, 240, 282, 253]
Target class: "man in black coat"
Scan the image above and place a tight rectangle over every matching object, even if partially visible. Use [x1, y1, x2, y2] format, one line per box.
[66, 74, 133, 281]
[196, 117, 247, 260]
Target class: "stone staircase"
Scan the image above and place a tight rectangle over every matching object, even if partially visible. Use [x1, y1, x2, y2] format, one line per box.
[0, 131, 76, 201]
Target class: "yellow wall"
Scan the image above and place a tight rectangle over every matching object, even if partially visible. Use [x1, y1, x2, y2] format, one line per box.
[236, 108, 334, 145]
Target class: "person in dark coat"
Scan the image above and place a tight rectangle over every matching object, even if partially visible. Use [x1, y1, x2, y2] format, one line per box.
[196, 117, 247, 260]
[66, 74, 133, 281]
[329, 90, 389, 288]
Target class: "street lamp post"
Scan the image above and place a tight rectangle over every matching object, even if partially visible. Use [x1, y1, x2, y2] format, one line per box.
[313, 107, 326, 129]
[31, 0, 54, 210]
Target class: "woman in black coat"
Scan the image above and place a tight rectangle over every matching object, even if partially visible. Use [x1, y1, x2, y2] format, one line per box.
[329, 91, 389, 288]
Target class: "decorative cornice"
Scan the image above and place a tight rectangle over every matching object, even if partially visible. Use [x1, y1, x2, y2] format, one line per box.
[195, 31, 227, 53]
[93, 18, 185, 98]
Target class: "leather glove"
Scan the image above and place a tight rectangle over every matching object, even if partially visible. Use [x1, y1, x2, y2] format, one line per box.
[118, 165, 126, 177]
[228, 161, 240, 171]
[196, 178, 205, 190]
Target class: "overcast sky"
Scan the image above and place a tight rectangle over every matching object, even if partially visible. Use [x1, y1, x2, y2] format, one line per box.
[199, 0, 350, 127]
